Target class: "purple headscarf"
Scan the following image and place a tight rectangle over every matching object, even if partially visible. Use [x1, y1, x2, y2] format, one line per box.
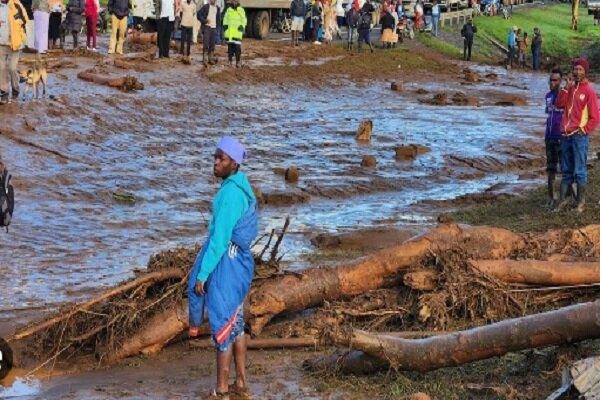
[217, 136, 246, 164]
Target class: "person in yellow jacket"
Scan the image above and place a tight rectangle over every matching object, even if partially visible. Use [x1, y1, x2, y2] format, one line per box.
[222, 0, 246, 67]
[0, 0, 28, 103]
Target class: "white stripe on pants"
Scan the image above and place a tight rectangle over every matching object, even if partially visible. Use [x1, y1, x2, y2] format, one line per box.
[0, 46, 20, 96]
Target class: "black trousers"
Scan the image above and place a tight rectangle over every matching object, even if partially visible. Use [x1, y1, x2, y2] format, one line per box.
[227, 42, 241, 63]
[180, 26, 193, 56]
[203, 26, 216, 54]
[463, 37, 473, 60]
[157, 17, 173, 58]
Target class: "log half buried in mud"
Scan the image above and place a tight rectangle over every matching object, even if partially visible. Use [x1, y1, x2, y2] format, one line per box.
[343, 300, 600, 373]
[247, 223, 523, 334]
[106, 299, 190, 363]
[128, 32, 157, 45]
[470, 259, 600, 286]
[77, 70, 144, 91]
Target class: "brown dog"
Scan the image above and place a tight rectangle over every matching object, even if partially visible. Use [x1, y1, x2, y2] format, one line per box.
[20, 57, 48, 100]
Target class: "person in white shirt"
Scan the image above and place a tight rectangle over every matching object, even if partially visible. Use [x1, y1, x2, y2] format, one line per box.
[0, 0, 28, 104]
[155, 0, 180, 57]
[431, 0, 440, 36]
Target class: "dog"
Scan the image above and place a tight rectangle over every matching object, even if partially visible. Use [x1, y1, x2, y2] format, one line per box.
[19, 57, 48, 100]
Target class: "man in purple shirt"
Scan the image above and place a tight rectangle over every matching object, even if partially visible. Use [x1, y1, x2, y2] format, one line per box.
[545, 68, 564, 207]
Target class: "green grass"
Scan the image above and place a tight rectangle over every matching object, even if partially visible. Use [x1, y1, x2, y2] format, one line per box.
[473, 4, 600, 60]
[418, 32, 464, 58]
[452, 160, 600, 233]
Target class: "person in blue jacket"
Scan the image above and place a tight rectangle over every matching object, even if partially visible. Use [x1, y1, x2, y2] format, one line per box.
[188, 136, 258, 399]
[544, 68, 564, 208]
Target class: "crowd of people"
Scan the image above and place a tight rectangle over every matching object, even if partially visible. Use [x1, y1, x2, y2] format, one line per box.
[506, 24, 542, 69]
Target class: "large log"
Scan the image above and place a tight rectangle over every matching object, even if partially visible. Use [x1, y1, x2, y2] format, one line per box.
[77, 70, 144, 91]
[344, 300, 600, 372]
[107, 299, 190, 363]
[247, 224, 523, 334]
[128, 31, 157, 45]
[470, 259, 600, 286]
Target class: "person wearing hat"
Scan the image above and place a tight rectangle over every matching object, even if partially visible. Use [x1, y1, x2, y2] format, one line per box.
[188, 136, 258, 399]
[555, 58, 599, 213]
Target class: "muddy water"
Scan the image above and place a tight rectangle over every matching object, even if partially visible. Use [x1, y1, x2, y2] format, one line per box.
[0, 56, 550, 326]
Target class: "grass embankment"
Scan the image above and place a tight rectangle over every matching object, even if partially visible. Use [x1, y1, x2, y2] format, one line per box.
[453, 159, 600, 232]
[419, 3, 600, 67]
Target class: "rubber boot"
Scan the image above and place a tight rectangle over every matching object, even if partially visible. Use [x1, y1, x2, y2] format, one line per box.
[554, 180, 571, 212]
[546, 173, 556, 208]
[576, 183, 586, 213]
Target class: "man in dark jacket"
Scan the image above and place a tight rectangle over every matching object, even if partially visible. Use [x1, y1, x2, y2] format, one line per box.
[357, 0, 374, 52]
[380, 9, 395, 48]
[198, 0, 221, 65]
[460, 17, 476, 61]
[289, 0, 305, 46]
[531, 27, 542, 70]
[108, 0, 131, 54]
[65, 0, 84, 48]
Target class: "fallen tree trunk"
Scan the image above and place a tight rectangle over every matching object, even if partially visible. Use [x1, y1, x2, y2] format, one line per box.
[247, 223, 523, 334]
[128, 31, 157, 45]
[470, 259, 600, 286]
[12, 268, 184, 341]
[343, 300, 600, 372]
[106, 299, 190, 363]
[77, 70, 144, 91]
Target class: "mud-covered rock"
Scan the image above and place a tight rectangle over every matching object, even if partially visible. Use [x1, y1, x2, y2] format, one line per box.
[262, 191, 310, 206]
[452, 92, 480, 107]
[415, 88, 429, 95]
[356, 120, 373, 141]
[391, 81, 402, 92]
[285, 166, 300, 183]
[494, 94, 527, 106]
[361, 155, 377, 168]
[395, 144, 430, 160]
[420, 92, 450, 106]
[464, 69, 480, 82]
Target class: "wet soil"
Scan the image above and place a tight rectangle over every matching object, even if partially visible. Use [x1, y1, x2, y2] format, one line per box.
[2, 31, 599, 400]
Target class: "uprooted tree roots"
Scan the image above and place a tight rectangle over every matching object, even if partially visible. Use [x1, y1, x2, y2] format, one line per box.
[9, 222, 600, 374]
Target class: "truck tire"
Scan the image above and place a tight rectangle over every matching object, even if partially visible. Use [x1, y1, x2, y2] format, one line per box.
[245, 10, 255, 37]
[253, 11, 270, 40]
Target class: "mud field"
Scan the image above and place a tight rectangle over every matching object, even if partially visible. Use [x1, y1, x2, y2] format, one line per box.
[1, 34, 593, 399]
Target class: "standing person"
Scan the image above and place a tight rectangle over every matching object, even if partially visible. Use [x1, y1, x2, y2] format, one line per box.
[380, 8, 395, 48]
[544, 69, 564, 207]
[310, 0, 322, 44]
[506, 26, 516, 67]
[65, 0, 83, 49]
[179, 0, 195, 63]
[197, 0, 220, 65]
[0, 0, 28, 104]
[334, 0, 344, 39]
[357, 0, 373, 52]
[460, 17, 476, 61]
[108, 0, 130, 54]
[531, 27, 541, 70]
[430, 0, 440, 37]
[154, 0, 177, 57]
[518, 31, 528, 68]
[345, 0, 359, 50]
[414, 0, 423, 30]
[32, 0, 49, 54]
[47, 0, 61, 48]
[222, 0, 245, 67]
[290, 0, 305, 46]
[188, 136, 258, 400]
[84, 0, 98, 51]
[555, 58, 600, 213]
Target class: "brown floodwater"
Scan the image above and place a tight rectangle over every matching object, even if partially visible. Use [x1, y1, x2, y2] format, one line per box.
[0, 51, 558, 334]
